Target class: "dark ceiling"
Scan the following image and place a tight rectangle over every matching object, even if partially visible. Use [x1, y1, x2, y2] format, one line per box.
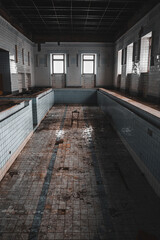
[0, 0, 159, 43]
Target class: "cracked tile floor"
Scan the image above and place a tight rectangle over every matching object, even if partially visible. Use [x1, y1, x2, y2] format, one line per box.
[0, 105, 160, 240]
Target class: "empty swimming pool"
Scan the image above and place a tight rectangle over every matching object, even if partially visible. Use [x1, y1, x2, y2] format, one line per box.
[0, 104, 160, 240]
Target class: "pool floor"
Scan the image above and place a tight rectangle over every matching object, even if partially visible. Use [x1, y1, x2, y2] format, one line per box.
[0, 105, 160, 240]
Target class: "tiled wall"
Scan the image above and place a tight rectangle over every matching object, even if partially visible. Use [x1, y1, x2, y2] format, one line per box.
[97, 89, 160, 197]
[51, 74, 66, 88]
[114, 3, 160, 101]
[139, 73, 149, 97]
[130, 74, 140, 94]
[54, 89, 97, 105]
[0, 101, 25, 121]
[0, 16, 35, 93]
[36, 89, 54, 126]
[29, 89, 54, 127]
[81, 75, 95, 88]
[0, 89, 54, 127]
[0, 100, 33, 181]
[34, 42, 114, 88]
[0, 88, 54, 181]
[147, 72, 160, 100]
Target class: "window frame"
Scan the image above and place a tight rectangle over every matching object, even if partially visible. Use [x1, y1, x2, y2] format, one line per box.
[81, 54, 96, 75]
[140, 32, 152, 73]
[117, 49, 122, 75]
[52, 54, 66, 74]
[126, 43, 133, 74]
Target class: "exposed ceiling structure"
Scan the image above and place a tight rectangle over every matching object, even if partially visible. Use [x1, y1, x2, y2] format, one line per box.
[0, 0, 159, 42]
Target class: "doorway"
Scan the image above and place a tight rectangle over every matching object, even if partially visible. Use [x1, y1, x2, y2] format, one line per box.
[0, 48, 11, 94]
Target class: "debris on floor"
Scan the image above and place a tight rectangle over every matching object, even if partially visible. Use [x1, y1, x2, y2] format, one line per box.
[0, 105, 160, 240]
[8, 170, 19, 177]
[55, 139, 64, 145]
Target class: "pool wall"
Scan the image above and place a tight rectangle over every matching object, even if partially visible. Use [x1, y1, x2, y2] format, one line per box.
[97, 89, 160, 197]
[0, 100, 33, 181]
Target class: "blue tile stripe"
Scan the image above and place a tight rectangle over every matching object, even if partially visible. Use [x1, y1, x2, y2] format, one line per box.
[83, 106, 115, 240]
[28, 105, 68, 240]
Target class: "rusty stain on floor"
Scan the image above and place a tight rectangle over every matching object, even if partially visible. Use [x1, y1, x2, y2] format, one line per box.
[0, 105, 160, 240]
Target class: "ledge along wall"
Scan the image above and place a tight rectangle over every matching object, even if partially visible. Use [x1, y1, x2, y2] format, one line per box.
[0, 100, 33, 181]
[31, 89, 54, 127]
[97, 88, 160, 197]
[54, 89, 97, 105]
[0, 89, 54, 128]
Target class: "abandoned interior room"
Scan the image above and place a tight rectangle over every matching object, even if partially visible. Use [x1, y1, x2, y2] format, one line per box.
[0, 0, 160, 239]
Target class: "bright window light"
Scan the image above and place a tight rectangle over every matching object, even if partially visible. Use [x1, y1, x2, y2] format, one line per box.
[140, 32, 152, 73]
[53, 61, 64, 73]
[84, 55, 94, 60]
[126, 43, 133, 74]
[84, 61, 94, 74]
[117, 50, 122, 75]
[82, 54, 96, 74]
[53, 54, 64, 60]
[51, 54, 65, 74]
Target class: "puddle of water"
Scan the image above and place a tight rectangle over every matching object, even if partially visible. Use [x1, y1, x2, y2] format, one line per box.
[55, 130, 64, 139]
[82, 126, 93, 139]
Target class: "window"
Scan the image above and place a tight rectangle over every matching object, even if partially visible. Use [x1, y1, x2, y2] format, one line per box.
[140, 32, 152, 73]
[81, 54, 96, 74]
[126, 43, 133, 74]
[117, 50, 122, 75]
[51, 54, 65, 74]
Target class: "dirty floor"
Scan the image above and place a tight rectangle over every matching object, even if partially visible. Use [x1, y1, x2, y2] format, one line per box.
[0, 105, 160, 240]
